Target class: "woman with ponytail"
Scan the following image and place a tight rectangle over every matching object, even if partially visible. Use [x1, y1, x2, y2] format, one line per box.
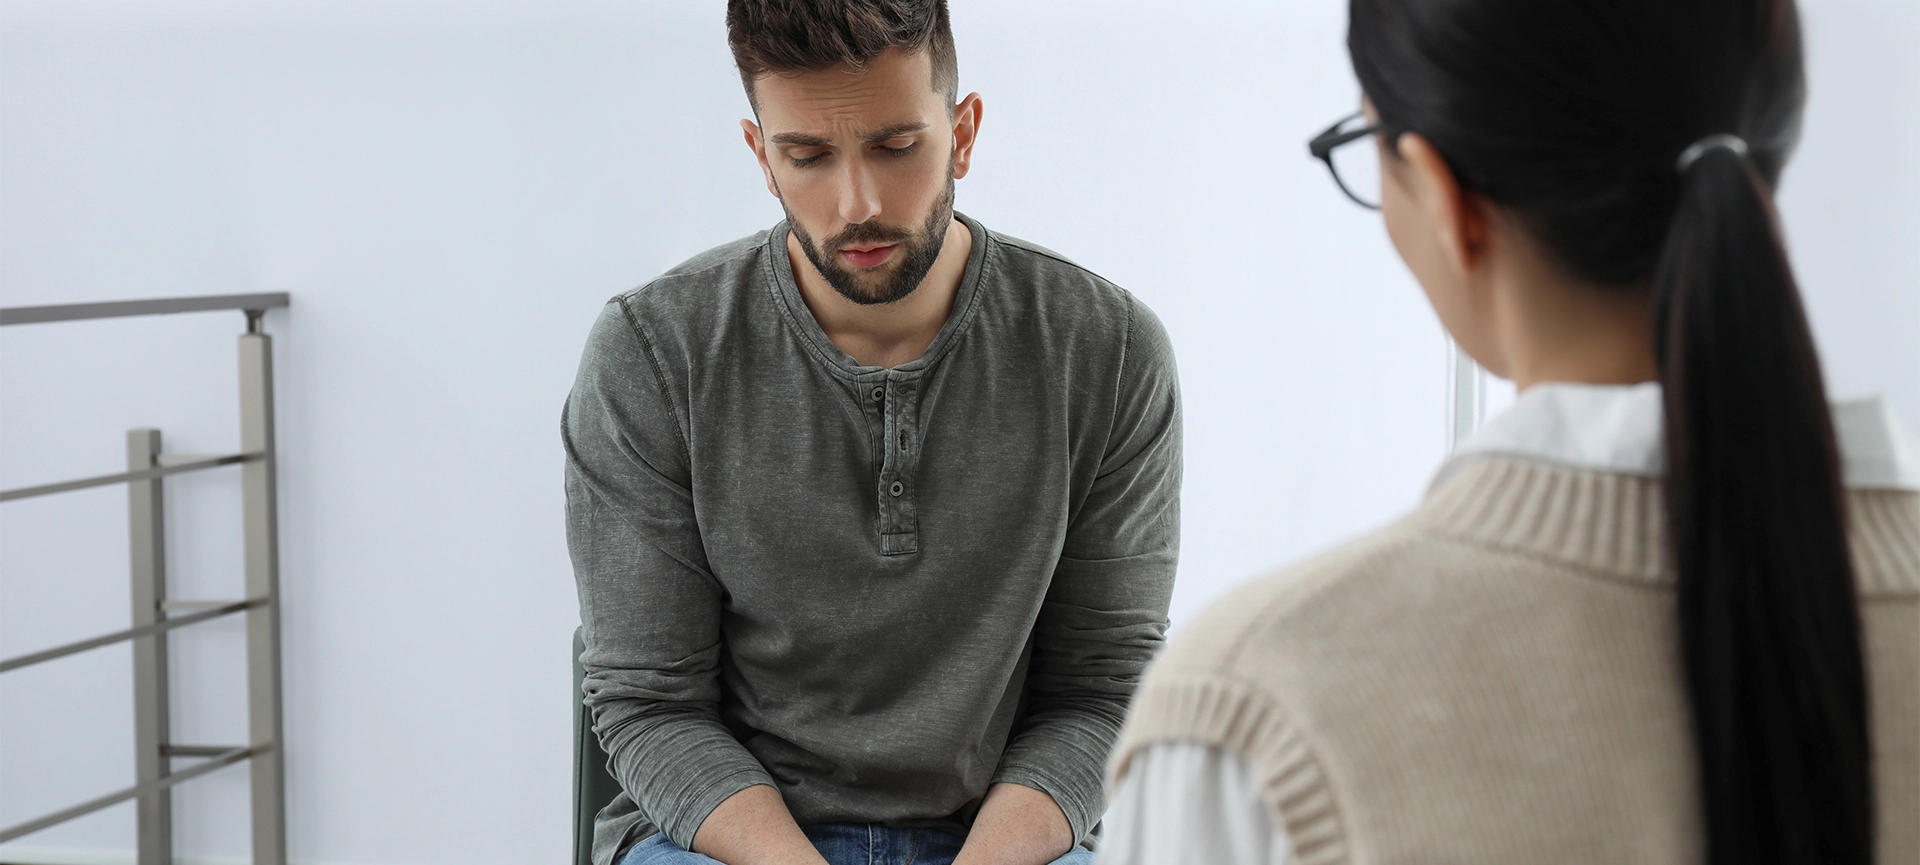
[1101, 0, 1918, 863]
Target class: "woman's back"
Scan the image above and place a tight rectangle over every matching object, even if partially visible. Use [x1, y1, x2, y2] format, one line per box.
[1107, 0, 1908, 858]
[1107, 386, 1919, 864]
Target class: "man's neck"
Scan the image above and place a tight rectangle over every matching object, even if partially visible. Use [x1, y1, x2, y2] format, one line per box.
[788, 218, 973, 369]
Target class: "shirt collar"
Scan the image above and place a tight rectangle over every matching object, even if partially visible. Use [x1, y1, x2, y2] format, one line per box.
[1436, 381, 1920, 492]
[763, 211, 991, 382]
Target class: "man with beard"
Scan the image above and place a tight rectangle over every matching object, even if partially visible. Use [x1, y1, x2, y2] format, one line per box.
[562, 3, 1180, 865]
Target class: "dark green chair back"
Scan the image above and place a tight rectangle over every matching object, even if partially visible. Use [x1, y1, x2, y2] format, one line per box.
[574, 627, 625, 865]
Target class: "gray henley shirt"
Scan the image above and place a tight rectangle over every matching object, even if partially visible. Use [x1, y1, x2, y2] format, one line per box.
[564, 212, 1181, 864]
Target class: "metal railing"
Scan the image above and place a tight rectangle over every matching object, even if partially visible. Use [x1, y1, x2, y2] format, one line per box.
[1, 292, 290, 864]
[1447, 337, 1488, 451]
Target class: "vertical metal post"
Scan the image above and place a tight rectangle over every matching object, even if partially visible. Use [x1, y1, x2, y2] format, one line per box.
[239, 312, 287, 864]
[128, 428, 173, 865]
[1446, 337, 1487, 452]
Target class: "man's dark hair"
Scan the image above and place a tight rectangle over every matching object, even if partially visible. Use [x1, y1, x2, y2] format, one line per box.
[726, 0, 958, 113]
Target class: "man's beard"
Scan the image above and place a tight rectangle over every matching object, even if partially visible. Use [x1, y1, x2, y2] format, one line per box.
[785, 163, 957, 306]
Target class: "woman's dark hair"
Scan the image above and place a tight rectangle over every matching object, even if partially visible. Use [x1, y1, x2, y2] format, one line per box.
[1348, 1, 1872, 862]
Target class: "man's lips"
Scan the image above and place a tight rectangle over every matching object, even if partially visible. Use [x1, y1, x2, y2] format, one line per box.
[841, 244, 898, 269]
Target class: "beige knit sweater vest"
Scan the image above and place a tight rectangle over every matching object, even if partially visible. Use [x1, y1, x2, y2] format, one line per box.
[1110, 457, 1919, 865]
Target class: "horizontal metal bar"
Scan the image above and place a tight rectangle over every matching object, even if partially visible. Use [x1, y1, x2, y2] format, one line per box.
[0, 746, 254, 843]
[160, 599, 248, 612]
[0, 598, 263, 674]
[163, 744, 244, 758]
[0, 452, 256, 503]
[157, 452, 231, 467]
[0, 292, 289, 327]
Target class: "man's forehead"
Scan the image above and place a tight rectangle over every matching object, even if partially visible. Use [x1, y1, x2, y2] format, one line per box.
[753, 49, 944, 141]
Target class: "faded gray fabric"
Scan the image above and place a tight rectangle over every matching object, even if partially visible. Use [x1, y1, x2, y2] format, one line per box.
[564, 213, 1181, 865]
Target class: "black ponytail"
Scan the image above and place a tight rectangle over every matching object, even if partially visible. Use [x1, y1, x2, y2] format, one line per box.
[1348, 0, 1874, 862]
[1655, 146, 1871, 865]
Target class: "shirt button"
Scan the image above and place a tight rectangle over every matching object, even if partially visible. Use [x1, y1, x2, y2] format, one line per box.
[889, 480, 905, 497]
[870, 386, 884, 402]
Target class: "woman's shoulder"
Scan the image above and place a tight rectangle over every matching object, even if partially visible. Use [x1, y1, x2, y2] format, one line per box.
[1145, 511, 1477, 684]
[1119, 468, 1668, 752]
[1106, 524, 1444, 857]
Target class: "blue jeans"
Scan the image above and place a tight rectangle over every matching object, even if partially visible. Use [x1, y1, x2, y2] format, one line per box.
[618, 823, 1096, 865]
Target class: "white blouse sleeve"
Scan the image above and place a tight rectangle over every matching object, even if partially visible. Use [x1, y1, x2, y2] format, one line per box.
[1100, 740, 1291, 865]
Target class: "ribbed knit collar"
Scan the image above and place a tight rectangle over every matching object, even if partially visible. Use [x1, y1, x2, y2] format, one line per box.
[1420, 383, 1920, 593]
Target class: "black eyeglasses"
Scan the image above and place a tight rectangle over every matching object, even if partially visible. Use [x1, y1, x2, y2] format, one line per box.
[1308, 111, 1383, 210]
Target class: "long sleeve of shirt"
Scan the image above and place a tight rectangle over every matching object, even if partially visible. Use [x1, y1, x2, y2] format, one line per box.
[565, 302, 774, 852]
[989, 296, 1182, 842]
[1103, 742, 1292, 865]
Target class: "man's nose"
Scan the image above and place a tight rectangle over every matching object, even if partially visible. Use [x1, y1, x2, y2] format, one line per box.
[836, 158, 882, 227]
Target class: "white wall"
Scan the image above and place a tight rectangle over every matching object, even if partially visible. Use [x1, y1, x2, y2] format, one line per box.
[1, 1, 1914, 863]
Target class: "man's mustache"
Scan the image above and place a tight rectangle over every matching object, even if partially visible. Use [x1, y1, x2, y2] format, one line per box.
[824, 220, 914, 249]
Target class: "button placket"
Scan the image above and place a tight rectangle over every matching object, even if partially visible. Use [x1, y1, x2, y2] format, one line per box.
[876, 375, 921, 555]
[853, 376, 886, 467]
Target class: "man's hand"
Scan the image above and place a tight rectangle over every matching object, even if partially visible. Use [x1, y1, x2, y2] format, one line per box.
[953, 783, 1075, 865]
[690, 784, 831, 865]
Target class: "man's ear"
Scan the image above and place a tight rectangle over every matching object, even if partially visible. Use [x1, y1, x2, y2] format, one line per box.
[741, 118, 779, 198]
[950, 93, 984, 180]
[1397, 132, 1491, 277]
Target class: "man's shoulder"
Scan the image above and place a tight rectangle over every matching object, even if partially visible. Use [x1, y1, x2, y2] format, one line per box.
[978, 223, 1169, 354]
[612, 228, 773, 325]
[984, 226, 1130, 310]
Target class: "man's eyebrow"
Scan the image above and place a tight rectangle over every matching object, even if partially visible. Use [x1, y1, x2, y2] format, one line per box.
[768, 123, 930, 148]
[769, 132, 832, 147]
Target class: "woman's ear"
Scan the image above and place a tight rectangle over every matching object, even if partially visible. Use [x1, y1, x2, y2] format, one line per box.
[1396, 132, 1492, 278]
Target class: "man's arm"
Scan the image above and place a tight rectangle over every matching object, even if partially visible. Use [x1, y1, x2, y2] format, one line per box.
[567, 300, 821, 864]
[690, 785, 828, 865]
[967, 296, 1184, 861]
[953, 783, 1076, 865]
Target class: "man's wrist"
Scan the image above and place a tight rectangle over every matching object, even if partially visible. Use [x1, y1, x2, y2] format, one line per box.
[690, 784, 830, 865]
[954, 782, 1074, 865]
